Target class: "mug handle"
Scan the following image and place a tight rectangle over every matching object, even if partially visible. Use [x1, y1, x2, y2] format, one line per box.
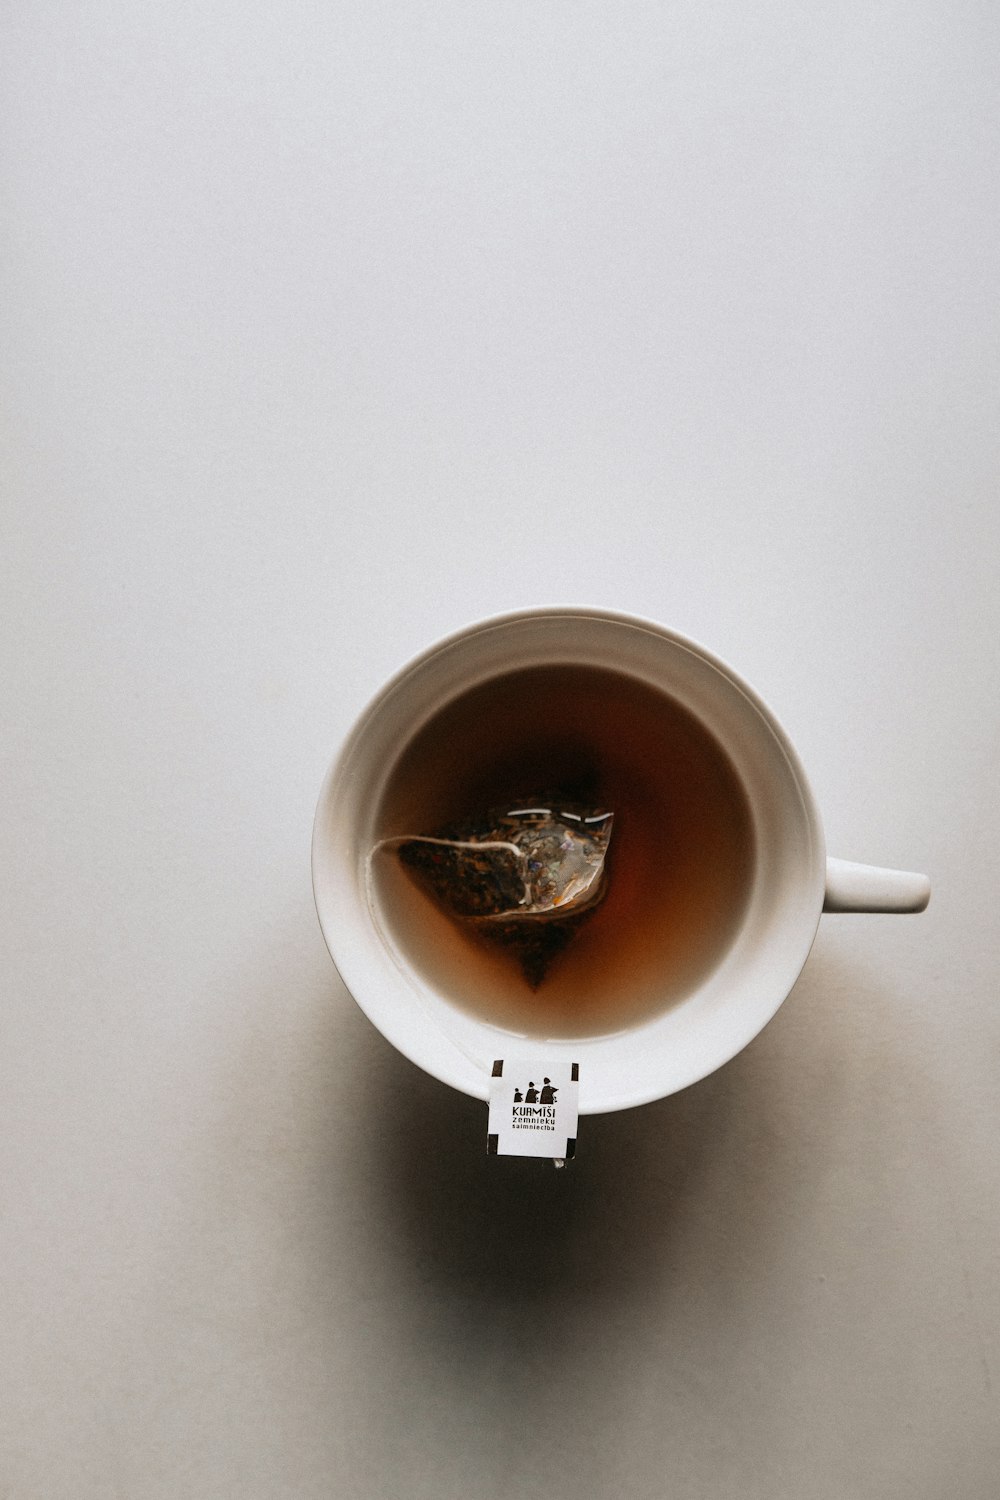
[824, 858, 930, 914]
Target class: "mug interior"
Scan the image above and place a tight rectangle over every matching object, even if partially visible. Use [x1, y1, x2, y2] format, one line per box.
[312, 610, 825, 1114]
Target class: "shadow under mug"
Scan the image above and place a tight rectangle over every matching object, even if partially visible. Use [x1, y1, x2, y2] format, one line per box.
[312, 609, 929, 1115]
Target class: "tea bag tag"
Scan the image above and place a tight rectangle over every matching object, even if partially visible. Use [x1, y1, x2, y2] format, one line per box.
[487, 1060, 580, 1162]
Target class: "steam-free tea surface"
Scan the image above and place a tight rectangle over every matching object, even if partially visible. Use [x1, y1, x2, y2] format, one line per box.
[371, 665, 755, 1037]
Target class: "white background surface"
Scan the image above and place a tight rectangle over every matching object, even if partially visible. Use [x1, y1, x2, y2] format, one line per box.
[2, 4, 998, 1496]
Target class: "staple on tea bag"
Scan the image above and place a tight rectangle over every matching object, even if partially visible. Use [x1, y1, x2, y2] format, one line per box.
[370, 803, 614, 987]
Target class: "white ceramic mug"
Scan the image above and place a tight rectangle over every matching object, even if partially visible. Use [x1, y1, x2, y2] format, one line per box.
[312, 609, 929, 1114]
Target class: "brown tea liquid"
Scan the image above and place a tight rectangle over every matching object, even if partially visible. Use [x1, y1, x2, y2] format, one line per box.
[370, 664, 755, 1038]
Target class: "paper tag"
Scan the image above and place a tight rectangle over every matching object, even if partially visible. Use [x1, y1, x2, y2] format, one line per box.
[487, 1060, 580, 1160]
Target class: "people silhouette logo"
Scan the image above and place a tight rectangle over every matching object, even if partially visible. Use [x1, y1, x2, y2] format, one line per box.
[487, 1060, 580, 1162]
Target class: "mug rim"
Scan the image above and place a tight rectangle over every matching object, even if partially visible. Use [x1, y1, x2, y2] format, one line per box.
[312, 607, 826, 1113]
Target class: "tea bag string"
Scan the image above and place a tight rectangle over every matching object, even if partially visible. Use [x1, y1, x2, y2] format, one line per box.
[358, 837, 524, 1083]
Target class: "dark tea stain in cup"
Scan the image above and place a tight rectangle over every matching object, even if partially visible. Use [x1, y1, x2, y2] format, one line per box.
[369, 664, 755, 1039]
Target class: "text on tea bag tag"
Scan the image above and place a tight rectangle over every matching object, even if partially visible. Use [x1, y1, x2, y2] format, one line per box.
[487, 1060, 580, 1160]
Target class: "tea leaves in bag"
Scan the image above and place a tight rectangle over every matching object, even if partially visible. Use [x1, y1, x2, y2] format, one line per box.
[374, 803, 613, 987]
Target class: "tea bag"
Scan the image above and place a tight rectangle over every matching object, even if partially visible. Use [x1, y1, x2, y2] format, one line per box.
[373, 803, 614, 987]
